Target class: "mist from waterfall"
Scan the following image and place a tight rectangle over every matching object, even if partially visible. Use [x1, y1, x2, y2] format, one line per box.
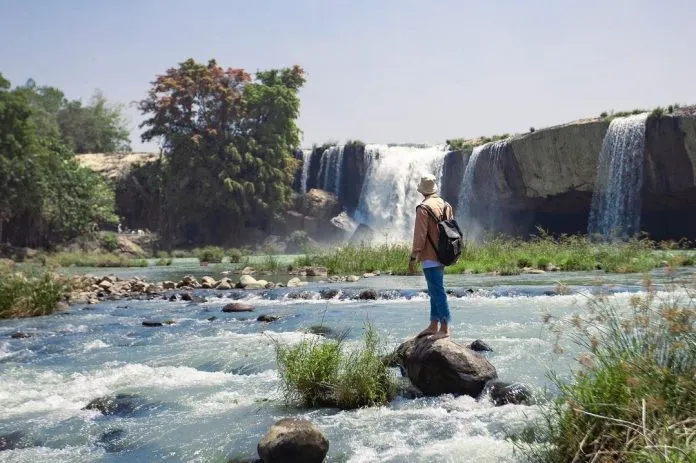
[588, 113, 648, 239]
[354, 144, 447, 241]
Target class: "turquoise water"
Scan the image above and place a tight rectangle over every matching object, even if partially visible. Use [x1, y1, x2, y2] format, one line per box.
[0, 267, 691, 462]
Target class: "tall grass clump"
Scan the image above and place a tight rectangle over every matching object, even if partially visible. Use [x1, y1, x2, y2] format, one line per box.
[0, 263, 66, 318]
[295, 242, 410, 275]
[275, 322, 398, 409]
[524, 275, 696, 461]
[197, 246, 224, 263]
[227, 248, 243, 263]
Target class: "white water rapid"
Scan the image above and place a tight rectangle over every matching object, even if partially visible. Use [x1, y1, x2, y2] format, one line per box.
[588, 113, 649, 239]
[300, 149, 312, 193]
[354, 144, 447, 241]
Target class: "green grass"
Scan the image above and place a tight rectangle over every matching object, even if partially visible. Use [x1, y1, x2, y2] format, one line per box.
[519, 278, 696, 462]
[0, 263, 66, 318]
[294, 235, 691, 276]
[155, 257, 173, 266]
[45, 252, 148, 268]
[275, 322, 398, 410]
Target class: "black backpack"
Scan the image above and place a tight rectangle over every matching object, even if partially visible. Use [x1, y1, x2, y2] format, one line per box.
[417, 201, 463, 266]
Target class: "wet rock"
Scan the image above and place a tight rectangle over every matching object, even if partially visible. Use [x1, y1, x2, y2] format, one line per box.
[83, 393, 148, 417]
[239, 266, 256, 275]
[358, 289, 377, 300]
[257, 418, 329, 463]
[10, 332, 34, 339]
[305, 266, 328, 277]
[470, 339, 493, 352]
[346, 275, 360, 282]
[216, 278, 233, 290]
[287, 277, 307, 288]
[207, 316, 217, 322]
[257, 314, 280, 323]
[162, 281, 176, 290]
[169, 294, 178, 302]
[319, 289, 340, 299]
[306, 325, 344, 340]
[222, 302, 255, 313]
[485, 380, 533, 406]
[99, 280, 114, 290]
[394, 336, 498, 397]
[0, 430, 34, 451]
[362, 272, 376, 278]
[142, 321, 163, 327]
[201, 276, 217, 289]
[287, 290, 317, 300]
[523, 268, 546, 274]
[237, 274, 266, 289]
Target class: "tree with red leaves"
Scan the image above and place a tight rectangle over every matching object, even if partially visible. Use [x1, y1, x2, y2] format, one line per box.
[139, 59, 305, 245]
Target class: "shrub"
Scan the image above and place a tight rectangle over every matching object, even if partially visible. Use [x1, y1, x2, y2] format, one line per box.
[600, 111, 609, 118]
[155, 257, 172, 266]
[275, 323, 398, 409]
[524, 278, 696, 462]
[651, 106, 665, 117]
[529, 127, 535, 132]
[101, 232, 119, 252]
[0, 266, 66, 318]
[517, 257, 533, 268]
[287, 230, 310, 253]
[197, 246, 224, 263]
[227, 248, 243, 263]
[156, 250, 170, 259]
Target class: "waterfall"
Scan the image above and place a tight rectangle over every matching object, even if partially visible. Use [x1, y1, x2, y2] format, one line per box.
[456, 140, 509, 239]
[300, 149, 312, 193]
[588, 113, 648, 239]
[354, 144, 447, 241]
[311, 146, 345, 195]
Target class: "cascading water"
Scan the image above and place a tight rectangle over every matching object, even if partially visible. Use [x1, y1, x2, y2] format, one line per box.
[300, 149, 312, 193]
[588, 113, 648, 239]
[312, 146, 345, 196]
[354, 144, 447, 241]
[457, 140, 509, 238]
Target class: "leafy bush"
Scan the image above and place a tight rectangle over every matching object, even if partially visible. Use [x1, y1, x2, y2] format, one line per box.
[0, 264, 66, 318]
[197, 246, 224, 263]
[155, 257, 172, 266]
[525, 278, 696, 462]
[101, 232, 119, 252]
[286, 230, 310, 253]
[275, 323, 398, 409]
[156, 250, 170, 259]
[227, 248, 243, 263]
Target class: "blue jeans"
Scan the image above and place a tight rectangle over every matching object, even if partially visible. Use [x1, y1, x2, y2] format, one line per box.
[423, 266, 451, 323]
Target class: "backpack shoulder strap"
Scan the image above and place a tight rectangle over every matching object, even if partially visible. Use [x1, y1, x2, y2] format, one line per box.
[416, 203, 440, 255]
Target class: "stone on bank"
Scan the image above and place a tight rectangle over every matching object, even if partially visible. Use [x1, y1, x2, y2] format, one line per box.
[257, 418, 329, 463]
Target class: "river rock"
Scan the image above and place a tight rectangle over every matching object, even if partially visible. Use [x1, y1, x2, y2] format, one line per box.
[257, 314, 280, 323]
[240, 266, 256, 275]
[0, 430, 34, 451]
[362, 272, 376, 278]
[257, 418, 329, 463]
[305, 267, 328, 277]
[216, 279, 233, 290]
[470, 339, 493, 352]
[10, 332, 35, 339]
[223, 302, 255, 313]
[83, 393, 146, 417]
[346, 275, 360, 282]
[201, 276, 217, 288]
[142, 321, 163, 327]
[485, 380, 534, 406]
[99, 280, 114, 290]
[394, 336, 498, 397]
[319, 289, 339, 299]
[237, 274, 268, 289]
[287, 277, 307, 288]
[358, 288, 377, 300]
[162, 281, 176, 290]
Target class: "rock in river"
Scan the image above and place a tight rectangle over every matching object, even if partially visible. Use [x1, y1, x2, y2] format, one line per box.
[257, 418, 329, 463]
[393, 336, 498, 397]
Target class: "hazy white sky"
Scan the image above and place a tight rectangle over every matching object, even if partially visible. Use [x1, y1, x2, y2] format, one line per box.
[1, 0, 694, 151]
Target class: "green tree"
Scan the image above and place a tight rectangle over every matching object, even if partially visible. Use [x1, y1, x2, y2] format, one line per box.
[138, 58, 305, 245]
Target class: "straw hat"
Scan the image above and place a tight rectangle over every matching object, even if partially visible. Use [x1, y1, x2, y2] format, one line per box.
[417, 174, 438, 196]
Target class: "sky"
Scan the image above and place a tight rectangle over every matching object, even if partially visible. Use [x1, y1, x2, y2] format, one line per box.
[1, 0, 694, 151]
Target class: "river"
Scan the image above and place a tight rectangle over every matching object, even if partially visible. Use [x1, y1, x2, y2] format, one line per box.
[0, 265, 690, 462]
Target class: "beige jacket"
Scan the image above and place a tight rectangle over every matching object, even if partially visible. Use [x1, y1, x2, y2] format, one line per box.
[411, 195, 453, 263]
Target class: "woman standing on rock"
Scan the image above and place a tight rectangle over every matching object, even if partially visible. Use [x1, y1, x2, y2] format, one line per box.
[408, 174, 454, 339]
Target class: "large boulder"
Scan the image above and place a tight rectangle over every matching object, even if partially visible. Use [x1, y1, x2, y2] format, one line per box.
[298, 189, 340, 220]
[394, 336, 498, 397]
[257, 418, 329, 463]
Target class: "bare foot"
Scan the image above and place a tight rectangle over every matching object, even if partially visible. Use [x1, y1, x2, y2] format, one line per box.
[417, 322, 439, 338]
[431, 331, 450, 340]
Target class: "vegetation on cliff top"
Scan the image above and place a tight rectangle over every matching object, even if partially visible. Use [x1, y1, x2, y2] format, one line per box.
[518, 277, 696, 462]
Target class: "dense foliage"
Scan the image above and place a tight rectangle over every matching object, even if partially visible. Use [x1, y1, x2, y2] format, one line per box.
[137, 58, 305, 246]
[0, 261, 66, 318]
[0, 74, 118, 247]
[17, 80, 130, 153]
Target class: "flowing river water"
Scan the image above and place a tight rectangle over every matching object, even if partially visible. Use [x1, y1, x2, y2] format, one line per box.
[1, 265, 692, 462]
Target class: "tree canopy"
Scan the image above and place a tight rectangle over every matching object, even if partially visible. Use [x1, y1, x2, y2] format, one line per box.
[0, 73, 117, 247]
[138, 58, 305, 245]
